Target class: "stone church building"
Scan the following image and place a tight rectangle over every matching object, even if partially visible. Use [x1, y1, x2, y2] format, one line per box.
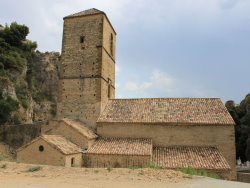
[17, 8, 236, 180]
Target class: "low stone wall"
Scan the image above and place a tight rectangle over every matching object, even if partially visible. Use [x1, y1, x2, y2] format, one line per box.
[0, 123, 42, 149]
[84, 154, 151, 168]
[237, 171, 250, 183]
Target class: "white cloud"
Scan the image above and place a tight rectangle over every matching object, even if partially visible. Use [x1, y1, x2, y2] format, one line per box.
[150, 69, 173, 87]
[115, 64, 120, 73]
[125, 82, 138, 91]
[124, 69, 174, 95]
[141, 82, 152, 89]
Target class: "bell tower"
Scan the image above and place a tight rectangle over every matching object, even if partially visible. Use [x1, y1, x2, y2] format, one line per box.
[57, 9, 116, 130]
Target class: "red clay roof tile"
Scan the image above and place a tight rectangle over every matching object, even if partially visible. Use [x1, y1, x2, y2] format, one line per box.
[97, 98, 235, 125]
[86, 137, 152, 156]
[153, 146, 231, 170]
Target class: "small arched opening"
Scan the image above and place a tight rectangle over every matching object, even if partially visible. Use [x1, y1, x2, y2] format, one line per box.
[71, 158, 75, 167]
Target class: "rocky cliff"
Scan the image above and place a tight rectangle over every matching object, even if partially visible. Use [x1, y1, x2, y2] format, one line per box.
[0, 52, 59, 124]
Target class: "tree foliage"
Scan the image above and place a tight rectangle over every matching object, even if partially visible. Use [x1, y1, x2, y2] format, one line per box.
[226, 94, 250, 162]
[0, 87, 19, 124]
[0, 22, 38, 124]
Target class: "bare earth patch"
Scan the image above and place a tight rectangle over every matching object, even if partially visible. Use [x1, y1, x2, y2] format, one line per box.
[0, 160, 200, 188]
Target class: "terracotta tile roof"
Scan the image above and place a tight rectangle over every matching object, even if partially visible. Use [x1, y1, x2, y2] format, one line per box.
[62, 118, 98, 140]
[153, 146, 231, 170]
[97, 98, 235, 125]
[64, 8, 104, 19]
[63, 8, 116, 34]
[86, 137, 152, 156]
[41, 135, 82, 155]
[17, 135, 82, 155]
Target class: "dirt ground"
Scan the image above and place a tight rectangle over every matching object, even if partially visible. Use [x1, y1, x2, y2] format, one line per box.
[0, 160, 201, 188]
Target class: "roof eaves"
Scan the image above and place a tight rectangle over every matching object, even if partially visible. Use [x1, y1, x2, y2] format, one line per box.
[63, 10, 116, 35]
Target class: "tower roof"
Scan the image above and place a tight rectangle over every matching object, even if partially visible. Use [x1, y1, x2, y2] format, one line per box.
[64, 8, 104, 19]
[63, 8, 116, 34]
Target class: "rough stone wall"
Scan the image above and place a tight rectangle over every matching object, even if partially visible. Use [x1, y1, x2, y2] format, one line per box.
[84, 154, 150, 168]
[237, 172, 250, 183]
[57, 14, 116, 130]
[65, 153, 82, 167]
[0, 123, 41, 149]
[43, 120, 95, 149]
[17, 139, 65, 166]
[97, 123, 236, 180]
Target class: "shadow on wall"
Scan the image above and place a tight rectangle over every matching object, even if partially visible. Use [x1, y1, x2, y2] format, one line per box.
[0, 122, 42, 149]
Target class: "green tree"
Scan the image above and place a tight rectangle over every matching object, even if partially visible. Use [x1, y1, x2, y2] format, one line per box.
[226, 94, 250, 162]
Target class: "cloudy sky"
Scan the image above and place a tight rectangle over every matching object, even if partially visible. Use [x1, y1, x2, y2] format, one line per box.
[1, 0, 249, 103]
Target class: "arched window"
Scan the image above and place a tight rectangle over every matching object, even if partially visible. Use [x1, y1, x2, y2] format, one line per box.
[110, 33, 113, 56]
[108, 78, 111, 98]
[71, 158, 75, 167]
[80, 36, 85, 43]
[108, 84, 111, 98]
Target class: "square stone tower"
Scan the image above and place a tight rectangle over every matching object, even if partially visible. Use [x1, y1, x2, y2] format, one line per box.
[57, 9, 116, 130]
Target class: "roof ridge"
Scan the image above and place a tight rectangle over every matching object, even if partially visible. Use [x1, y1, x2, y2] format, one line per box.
[62, 118, 98, 139]
[41, 135, 82, 155]
[110, 97, 221, 100]
[64, 8, 104, 19]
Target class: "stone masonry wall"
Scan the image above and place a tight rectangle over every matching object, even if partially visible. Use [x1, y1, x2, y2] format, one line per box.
[65, 153, 83, 167]
[97, 123, 236, 180]
[43, 120, 96, 149]
[57, 13, 116, 130]
[17, 139, 65, 166]
[84, 154, 150, 168]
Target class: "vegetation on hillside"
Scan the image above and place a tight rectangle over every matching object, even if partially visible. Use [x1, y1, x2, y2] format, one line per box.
[0, 22, 56, 125]
[226, 94, 250, 162]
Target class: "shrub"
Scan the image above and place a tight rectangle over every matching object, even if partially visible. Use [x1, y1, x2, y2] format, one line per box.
[0, 96, 19, 124]
[178, 167, 219, 179]
[26, 166, 41, 172]
[1, 164, 7, 168]
[107, 166, 112, 172]
[15, 83, 28, 109]
[144, 163, 164, 169]
[0, 22, 29, 47]
[0, 156, 4, 161]
[12, 114, 21, 125]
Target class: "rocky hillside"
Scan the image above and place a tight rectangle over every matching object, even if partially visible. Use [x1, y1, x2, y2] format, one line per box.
[0, 22, 59, 125]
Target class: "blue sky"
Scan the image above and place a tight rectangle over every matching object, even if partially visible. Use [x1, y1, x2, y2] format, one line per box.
[0, 0, 249, 103]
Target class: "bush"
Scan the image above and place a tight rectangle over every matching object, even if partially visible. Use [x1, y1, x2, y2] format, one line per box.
[178, 167, 219, 179]
[0, 96, 19, 124]
[1, 164, 7, 168]
[12, 114, 21, 125]
[0, 156, 4, 161]
[0, 22, 29, 47]
[107, 166, 112, 172]
[15, 83, 28, 109]
[26, 166, 41, 172]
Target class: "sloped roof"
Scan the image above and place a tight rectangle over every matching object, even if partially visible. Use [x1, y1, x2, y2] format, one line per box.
[63, 8, 116, 34]
[17, 135, 82, 155]
[97, 98, 235, 125]
[62, 118, 98, 140]
[64, 8, 104, 19]
[153, 146, 231, 170]
[86, 137, 152, 156]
